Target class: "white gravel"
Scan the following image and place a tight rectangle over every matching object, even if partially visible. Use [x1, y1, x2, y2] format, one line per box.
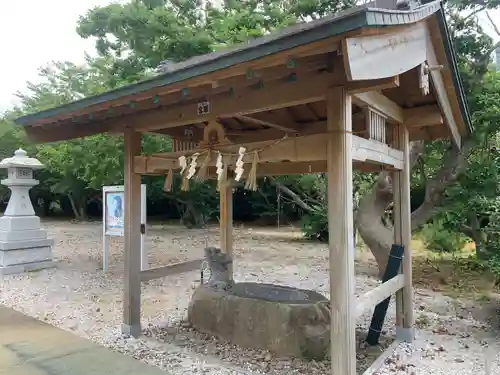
[0, 220, 498, 375]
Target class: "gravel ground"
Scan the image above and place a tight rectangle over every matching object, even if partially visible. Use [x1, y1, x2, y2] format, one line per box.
[0, 220, 499, 375]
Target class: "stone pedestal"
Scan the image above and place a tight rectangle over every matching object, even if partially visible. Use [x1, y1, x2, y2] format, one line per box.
[0, 149, 54, 275]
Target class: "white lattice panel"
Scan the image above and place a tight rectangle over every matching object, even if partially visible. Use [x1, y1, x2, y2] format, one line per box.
[366, 108, 387, 144]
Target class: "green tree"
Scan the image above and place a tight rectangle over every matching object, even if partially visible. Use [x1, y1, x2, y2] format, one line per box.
[357, 1, 500, 275]
[7, 0, 500, 256]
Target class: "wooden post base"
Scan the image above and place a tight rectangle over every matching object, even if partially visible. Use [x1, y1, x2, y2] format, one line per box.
[121, 323, 141, 338]
[396, 326, 415, 342]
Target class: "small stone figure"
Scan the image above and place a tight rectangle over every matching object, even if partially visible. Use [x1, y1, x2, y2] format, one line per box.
[203, 247, 233, 291]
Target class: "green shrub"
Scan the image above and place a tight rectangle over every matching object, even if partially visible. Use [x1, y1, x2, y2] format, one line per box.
[300, 205, 328, 242]
[420, 220, 468, 253]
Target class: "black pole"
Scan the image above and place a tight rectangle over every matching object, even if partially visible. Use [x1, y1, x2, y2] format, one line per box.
[366, 244, 405, 346]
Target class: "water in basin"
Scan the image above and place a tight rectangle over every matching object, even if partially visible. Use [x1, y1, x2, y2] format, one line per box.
[230, 282, 327, 304]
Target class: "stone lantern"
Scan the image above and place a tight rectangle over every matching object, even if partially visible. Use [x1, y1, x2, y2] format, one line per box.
[0, 148, 54, 275]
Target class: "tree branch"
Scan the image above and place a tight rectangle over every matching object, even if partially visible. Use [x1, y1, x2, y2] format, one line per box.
[459, 224, 474, 238]
[463, 5, 487, 22]
[410, 138, 475, 230]
[486, 11, 500, 37]
[268, 177, 315, 212]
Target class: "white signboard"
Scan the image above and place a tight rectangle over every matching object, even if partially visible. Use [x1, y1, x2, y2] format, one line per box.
[104, 188, 125, 236]
[102, 185, 147, 273]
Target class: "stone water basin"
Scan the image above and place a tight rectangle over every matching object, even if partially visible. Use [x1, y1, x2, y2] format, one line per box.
[188, 282, 331, 359]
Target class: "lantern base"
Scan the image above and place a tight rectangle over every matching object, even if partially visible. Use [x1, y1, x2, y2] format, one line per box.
[0, 215, 54, 276]
[0, 259, 56, 276]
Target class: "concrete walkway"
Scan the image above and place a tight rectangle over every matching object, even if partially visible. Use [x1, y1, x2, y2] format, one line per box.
[0, 306, 168, 375]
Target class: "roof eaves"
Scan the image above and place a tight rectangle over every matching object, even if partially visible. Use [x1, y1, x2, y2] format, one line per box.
[364, 0, 442, 26]
[15, 7, 370, 127]
[364, 1, 472, 135]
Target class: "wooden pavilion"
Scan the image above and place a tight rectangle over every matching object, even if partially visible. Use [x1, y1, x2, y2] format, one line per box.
[14, 1, 471, 374]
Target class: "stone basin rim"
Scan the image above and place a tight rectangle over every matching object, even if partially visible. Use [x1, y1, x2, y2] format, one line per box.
[226, 282, 328, 304]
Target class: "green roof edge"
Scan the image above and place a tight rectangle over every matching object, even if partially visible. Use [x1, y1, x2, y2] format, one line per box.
[434, 7, 473, 134]
[14, 9, 370, 126]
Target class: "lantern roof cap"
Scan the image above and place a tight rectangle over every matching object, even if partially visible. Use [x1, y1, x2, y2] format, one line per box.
[0, 148, 44, 169]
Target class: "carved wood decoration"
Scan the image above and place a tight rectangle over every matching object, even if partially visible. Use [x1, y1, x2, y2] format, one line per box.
[199, 121, 232, 147]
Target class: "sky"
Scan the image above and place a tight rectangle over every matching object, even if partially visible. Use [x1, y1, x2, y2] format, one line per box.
[1, 1, 500, 114]
[0, 0, 113, 113]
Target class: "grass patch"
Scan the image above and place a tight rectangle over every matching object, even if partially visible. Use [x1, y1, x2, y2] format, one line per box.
[411, 239, 499, 299]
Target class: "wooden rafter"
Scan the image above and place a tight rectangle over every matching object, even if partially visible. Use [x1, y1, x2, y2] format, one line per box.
[125, 74, 399, 133]
[233, 115, 302, 133]
[425, 30, 461, 148]
[25, 73, 399, 143]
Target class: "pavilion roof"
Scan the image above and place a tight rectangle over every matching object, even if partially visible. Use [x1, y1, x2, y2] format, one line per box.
[14, 0, 471, 142]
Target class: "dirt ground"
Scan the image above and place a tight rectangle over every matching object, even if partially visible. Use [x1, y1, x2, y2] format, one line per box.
[0, 219, 499, 375]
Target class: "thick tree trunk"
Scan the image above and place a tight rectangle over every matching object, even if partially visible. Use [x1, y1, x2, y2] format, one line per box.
[355, 173, 395, 277]
[356, 139, 473, 277]
[461, 213, 490, 260]
[67, 193, 87, 221]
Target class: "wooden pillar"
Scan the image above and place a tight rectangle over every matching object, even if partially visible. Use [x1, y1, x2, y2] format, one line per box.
[220, 180, 233, 279]
[122, 128, 142, 337]
[392, 124, 414, 341]
[326, 87, 356, 375]
[392, 147, 404, 329]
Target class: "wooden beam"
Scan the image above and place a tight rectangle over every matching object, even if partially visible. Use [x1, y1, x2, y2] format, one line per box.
[352, 137, 404, 170]
[25, 121, 112, 144]
[326, 87, 356, 375]
[247, 161, 329, 175]
[135, 133, 404, 173]
[234, 115, 301, 133]
[226, 120, 326, 143]
[253, 161, 387, 174]
[343, 22, 427, 81]
[355, 275, 405, 318]
[135, 160, 395, 177]
[158, 105, 441, 146]
[404, 105, 443, 128]
[425, 33, 461, 148]
[104, 73, 399, 133]
[26, 73, 399, 144]
[140, 259, 203, 282]
[353, 91, 404, 124]
[361, 341, 401, 375]
[122, 128, 142, 338]
[126, 72, 326, 132]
